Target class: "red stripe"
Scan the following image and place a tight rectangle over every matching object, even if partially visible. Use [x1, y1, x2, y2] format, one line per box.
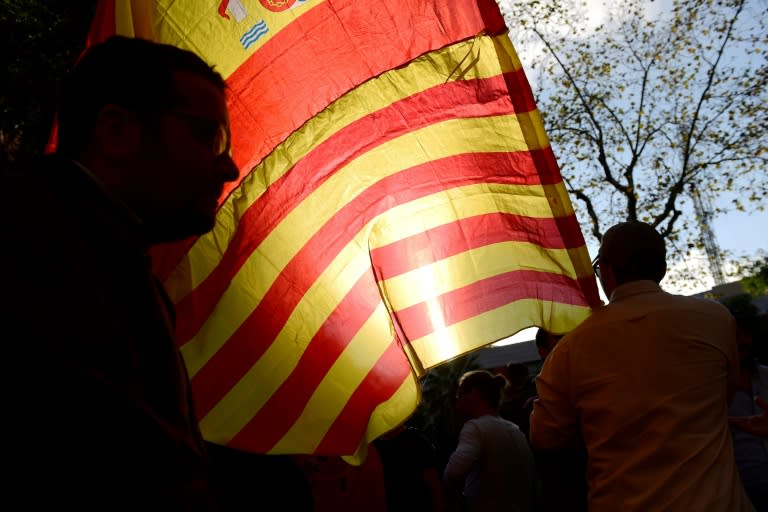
[190, 151, 549, 417]
[370, 213, 584, 280]
[174, 72, 534, 344]
[225, 0, 506, 199]
[578, 275, 601, 309]
[87, 0, 117, 46]
[503, 61, 539, 123]
[551, 213, 601, 308]
[227, 270, 382, 452]
[314, 339, 413, 455]
[152, 0, 508, 282]
[578, 274, 602, 309]
[390, 270, 590, 343]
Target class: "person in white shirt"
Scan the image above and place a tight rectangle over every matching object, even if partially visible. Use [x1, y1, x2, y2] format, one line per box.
[444, 370, 536, 512]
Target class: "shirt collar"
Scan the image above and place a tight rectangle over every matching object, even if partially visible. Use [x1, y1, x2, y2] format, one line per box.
[609, 280, 663, 302]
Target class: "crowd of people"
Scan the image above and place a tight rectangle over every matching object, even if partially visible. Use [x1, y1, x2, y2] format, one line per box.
[439, 222, 767, 511]
[3, 35, 765, 511]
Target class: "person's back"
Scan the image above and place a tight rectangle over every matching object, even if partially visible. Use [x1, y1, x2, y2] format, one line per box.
[531, 221, 753, 511]
[565, 287, 747, 510]
[445, 370, 536, 512]
[460, 415, 535, 512]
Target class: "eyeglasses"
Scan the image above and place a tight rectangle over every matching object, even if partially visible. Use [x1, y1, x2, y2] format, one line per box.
[164, 110, 231, 158]
[591, 254, 601, 279]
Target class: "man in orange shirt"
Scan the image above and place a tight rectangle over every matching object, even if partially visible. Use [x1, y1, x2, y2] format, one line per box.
[530, 221, 753, 511]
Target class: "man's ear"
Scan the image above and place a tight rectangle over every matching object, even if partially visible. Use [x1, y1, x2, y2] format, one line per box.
[657, 263, 667, 283]
[92, 104, 140, 158]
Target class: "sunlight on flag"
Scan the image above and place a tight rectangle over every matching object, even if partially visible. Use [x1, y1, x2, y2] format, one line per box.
[83, 0, 601, 462]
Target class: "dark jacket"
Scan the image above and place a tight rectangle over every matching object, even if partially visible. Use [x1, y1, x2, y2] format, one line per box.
[1, 157, 217, 510]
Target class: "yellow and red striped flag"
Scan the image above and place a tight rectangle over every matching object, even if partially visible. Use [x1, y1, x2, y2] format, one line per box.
[83, 0, 600, 461]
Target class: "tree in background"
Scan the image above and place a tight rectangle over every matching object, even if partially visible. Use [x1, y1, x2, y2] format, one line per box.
[500, 0, 767, 289]
[737, 254, 768, 299]
[1, 1, 96, 167]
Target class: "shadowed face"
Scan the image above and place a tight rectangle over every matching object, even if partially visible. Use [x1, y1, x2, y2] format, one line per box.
[132, 70, 239, 242]
[455, 383, 475, 419]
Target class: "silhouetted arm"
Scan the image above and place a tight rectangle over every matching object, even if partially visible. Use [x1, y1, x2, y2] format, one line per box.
[529, 343, 579, 450]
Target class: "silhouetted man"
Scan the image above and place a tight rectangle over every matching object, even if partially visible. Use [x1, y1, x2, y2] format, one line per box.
[530, 221, 754, 511]
[2, 36, 239, 510]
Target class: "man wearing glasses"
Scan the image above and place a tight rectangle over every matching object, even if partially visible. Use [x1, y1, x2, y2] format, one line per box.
[2, 36, 238, 509]
[529, 221, 754, 511]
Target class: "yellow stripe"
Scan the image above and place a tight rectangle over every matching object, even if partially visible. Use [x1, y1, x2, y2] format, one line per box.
[252, 114, 539, 276]
[182, 182, 579, 379]
[164, 34, 522, 302]
[363, 375, 421, 444]
[379, 243, 582, 312]
[284, 112, 543, 250]
[142, 0, 324, 78]
[367, 182, 574, 250]
[162, 198, 240, 306]
[197, 223, 388, 441]
[522, 108, 553, 159]
[542, 182, 597, 280]
[113, 1, 156, 38]
[569, 246, 596, 283]
[268, 303, 396, 453]
[179, 113, 543, 361]
[115, 0, 135, 36]
[170, 111, 542, 305]
[124, 4, 523, 83]
[407, 299, 592, 371]
[342, 375, 421, 464]
[186, 220, 371, 378]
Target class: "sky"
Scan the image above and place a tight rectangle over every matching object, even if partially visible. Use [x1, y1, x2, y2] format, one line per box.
[493, 0, 767, 346]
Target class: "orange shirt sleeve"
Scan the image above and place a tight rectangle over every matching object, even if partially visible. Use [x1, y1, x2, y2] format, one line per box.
[529, 340, 580, 450]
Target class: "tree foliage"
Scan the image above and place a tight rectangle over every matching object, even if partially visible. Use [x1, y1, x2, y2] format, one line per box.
[734, 254, 768, 298]
[500, 0, 767, 284]
[0, 1, 96, 167]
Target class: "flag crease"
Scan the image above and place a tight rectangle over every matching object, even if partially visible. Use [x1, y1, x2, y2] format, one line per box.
[81, 0, 600, 461]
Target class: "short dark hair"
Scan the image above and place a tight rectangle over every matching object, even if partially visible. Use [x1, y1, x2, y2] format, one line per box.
[56, 35, 225, 157]
[600, 221, 666, 285]
[459, 370, 508, 409]
[505, 362, 529, 385]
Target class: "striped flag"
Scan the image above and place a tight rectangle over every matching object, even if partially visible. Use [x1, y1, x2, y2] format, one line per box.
[85, 0, 601, 461]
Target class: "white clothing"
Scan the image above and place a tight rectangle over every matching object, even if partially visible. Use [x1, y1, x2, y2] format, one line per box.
[444, 415, 535, 512]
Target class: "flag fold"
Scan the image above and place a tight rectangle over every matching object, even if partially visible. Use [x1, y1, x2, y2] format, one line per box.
[85, 0, 600, 461]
